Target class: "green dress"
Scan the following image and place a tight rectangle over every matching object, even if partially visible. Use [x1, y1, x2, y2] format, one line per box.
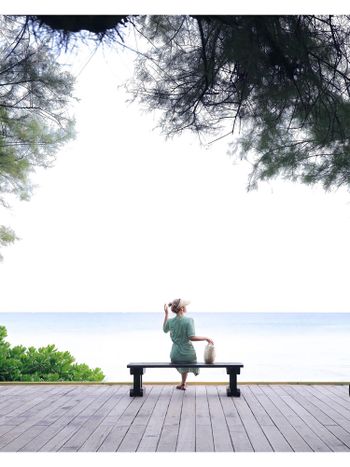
[163, 315, 199, 375]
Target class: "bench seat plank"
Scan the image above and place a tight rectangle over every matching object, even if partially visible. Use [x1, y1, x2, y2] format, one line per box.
[127, 362, 243, 368]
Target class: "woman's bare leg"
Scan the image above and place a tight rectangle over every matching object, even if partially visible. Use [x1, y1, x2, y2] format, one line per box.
[176, 372, 188, 390]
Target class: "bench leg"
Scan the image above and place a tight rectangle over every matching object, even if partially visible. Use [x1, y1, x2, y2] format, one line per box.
[130, 368, 144, 397]
[226, 371, 240, 397]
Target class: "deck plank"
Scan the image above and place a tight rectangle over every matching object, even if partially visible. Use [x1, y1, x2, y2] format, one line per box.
[0, 386, 60, 425]
[276, 385, 349, 452]
[0, 385, 38, 396]
[78, 386, 131, 452]
[13, 386, 107, 452]
[137, 386, 173, 452]
[288, 385, 350, 432]
[250, 385, 311, 452]
[156, 385, 185, 452]
[195, 385, 214, 452]
[0, 425, 17, 438]
[263, 385, 331, 452]
[334, 385, 350, 398]
[243, 387, 275, 427]
[282, 385, 337, 426]
[0, 384, 349, 452]
[305, 386, 350, 421]
[41, 386, 116, 452]
[0, 386, 17, 395]
[0, 398, 30, 425]
[118, 385, 163, 452]
[20, 386, 107, 452]
[217, 386, 253, 452]
[314, 385, 350, 407]
[232, 387, 273, 451]
[244, 386, 293, 452]
[176, 387, 196, 452]
[60, 386, 127, 452]
[0, 388, 33, 410]
[98, 386, 154, 452]
[326, 425, 350, 449]
[0, 385, 87, 451]
[206, 385, 233, 451]
[17, 386, 92, 452]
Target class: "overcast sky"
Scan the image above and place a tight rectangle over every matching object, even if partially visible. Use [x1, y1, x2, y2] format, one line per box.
[1, 12, 350, 313]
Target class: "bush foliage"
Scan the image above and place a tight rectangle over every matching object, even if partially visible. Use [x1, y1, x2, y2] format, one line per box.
[0, 325, 105, 382]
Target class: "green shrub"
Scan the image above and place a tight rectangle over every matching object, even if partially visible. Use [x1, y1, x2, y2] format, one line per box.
[0, 325, 105, 381]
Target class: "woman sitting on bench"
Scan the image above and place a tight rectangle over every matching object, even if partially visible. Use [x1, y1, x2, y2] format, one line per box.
[163, 299, 214, 391]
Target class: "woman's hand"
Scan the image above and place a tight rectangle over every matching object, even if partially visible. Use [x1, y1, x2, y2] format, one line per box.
[206, 338, 214, 345]
[164, 304, 169, 314]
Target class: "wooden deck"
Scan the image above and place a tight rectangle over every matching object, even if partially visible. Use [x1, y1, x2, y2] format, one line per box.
[0, 383, 349, 452]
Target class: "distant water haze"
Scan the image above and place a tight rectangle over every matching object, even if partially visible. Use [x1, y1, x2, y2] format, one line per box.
[0, 312, 349, 382]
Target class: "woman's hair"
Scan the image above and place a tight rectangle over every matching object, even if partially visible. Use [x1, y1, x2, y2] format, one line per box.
[168, 298, 181, 314]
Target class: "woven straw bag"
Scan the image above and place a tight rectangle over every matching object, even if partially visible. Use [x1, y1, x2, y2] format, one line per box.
[204, 343, 216, 364]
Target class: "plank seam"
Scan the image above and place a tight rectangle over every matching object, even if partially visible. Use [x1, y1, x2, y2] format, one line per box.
[258, 384, 312, 452]
[0, 385, 90, 450]
[248, 385, 294, 452]
[266, 384, 331, 452]
[238, 387, 274, 451]
[38, 385, 113, 451]
[73, 385, 130, 451]
[115, 385, 155, 452]
[134, 385, 163, 452]
[274, 385, 346, 451]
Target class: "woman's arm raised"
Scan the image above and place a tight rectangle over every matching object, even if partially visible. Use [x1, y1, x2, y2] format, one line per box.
[163, 303, 169, 331]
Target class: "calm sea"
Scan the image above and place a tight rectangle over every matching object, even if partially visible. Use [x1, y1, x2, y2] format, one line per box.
[0, 312, 349, 382]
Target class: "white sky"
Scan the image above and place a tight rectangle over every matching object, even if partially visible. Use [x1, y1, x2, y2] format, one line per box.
[1, 14, 350, 313]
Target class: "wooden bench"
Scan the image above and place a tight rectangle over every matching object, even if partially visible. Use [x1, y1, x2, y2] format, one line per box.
[127, 362, 243, 397]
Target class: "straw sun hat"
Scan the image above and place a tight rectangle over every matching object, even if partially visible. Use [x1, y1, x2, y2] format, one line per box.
[169, 298, 191, 312]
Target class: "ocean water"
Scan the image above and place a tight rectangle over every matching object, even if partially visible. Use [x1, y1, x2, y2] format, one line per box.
[0, 312, 349, 383]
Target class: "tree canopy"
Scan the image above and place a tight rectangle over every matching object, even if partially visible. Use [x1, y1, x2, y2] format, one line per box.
[10, 14, 350, 192]
[0, 16, 75, 259]
[2, 14, 350, 256]
[129, 15, 350, 190]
